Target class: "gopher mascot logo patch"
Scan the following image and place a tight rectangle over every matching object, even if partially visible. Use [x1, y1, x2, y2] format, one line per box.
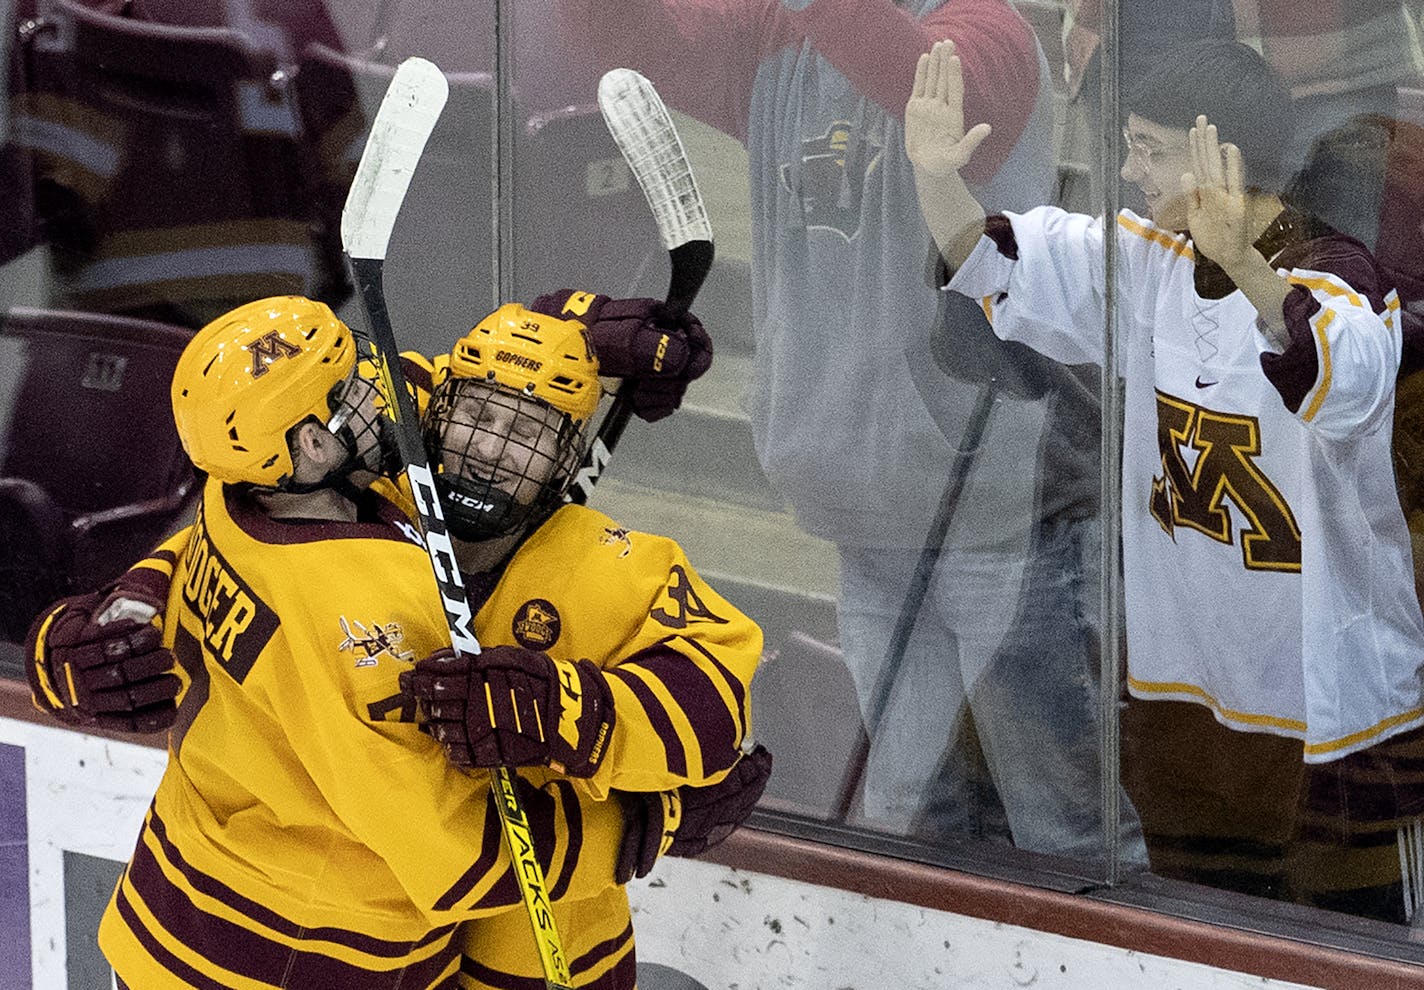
[512, 599, 561, 650]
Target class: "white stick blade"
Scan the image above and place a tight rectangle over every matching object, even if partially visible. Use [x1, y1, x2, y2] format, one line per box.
[341, 57, 450, 261]
[597, 68, 713, 251]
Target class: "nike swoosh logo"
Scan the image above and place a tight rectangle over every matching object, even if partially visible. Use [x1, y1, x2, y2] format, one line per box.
[1195, 376, 1218, 388]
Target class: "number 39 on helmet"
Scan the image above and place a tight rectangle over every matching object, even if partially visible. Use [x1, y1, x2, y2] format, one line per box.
[171, 296, 357, 487]
[440, 302, 603, 422]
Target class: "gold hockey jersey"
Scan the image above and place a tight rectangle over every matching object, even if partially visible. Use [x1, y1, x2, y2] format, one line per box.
[98, 479, 624, 990]
[471, 502, 764, 798]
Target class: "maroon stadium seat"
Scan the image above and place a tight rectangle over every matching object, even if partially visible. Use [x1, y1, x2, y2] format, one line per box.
[10, 0, 344, 326]
[0, 307, 196, 638]
[0, 477, 73, 646]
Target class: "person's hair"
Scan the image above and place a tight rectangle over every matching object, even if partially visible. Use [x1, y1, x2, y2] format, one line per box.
[1284, 113, 1393, 234]
[1125, 39, 1296, 190]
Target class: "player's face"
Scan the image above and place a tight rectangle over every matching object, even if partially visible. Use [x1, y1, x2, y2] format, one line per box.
[440, 385, 566, 506]
[1121, 114, 1194, 229]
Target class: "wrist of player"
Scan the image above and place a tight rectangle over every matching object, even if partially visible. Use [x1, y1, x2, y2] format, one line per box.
[95, 566, 170, 625]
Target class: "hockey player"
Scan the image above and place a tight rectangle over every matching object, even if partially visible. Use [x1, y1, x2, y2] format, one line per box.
[24, 294, 768, 987]
[906, 38, 1424, 921]
[401, 291, 766, 987]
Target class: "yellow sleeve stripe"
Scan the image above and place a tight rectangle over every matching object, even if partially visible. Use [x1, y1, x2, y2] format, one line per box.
[1116, 213, 1194, 260]
[130, 556, 175, 581]
[980, 296, 993, 322]
[1287, 272, 1364, 309]
[1300, 308, 1336, 424]
[1127, 674, 1307, 732]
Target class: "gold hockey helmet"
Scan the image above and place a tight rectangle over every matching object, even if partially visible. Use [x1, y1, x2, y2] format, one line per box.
[423, 303, 601, 540]
[171, 296, 356, 486]
[443, 303, 601, 424]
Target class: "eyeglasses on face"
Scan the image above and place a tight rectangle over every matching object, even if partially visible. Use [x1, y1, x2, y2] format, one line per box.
[1121, 127, 1189, 167]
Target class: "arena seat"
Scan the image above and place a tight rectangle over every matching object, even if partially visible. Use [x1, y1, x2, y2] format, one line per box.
[512, 101, 666, 303]
[11, 0, 345, 326]
[0, 307, 196, 645]
[0, 477, 73, 649]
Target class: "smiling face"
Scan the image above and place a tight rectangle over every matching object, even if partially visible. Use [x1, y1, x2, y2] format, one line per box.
[438, 382, 569, 507]
[422, 374, 587, 542]
[1120, 113, 1195, 229]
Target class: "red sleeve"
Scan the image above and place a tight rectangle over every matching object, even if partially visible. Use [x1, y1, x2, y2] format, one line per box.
[795, 0, 1040, 183]
[555, 0, 779, 143]
[556, 0, 1039, 182]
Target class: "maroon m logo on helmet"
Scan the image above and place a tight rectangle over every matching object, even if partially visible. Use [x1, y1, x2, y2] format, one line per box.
[248, 331, 302, 378]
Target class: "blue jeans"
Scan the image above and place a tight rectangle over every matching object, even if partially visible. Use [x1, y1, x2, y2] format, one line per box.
[837, 516, 1147, 865]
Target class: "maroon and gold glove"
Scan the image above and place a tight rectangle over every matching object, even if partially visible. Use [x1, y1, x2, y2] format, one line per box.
[530, 289, 712, 422]
[24, 588, 179, 734]
[614, 743, 773, 883]
[401, 645, 616, 776]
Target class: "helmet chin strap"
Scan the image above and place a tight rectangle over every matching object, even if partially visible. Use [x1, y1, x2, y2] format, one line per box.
[437, 474, 521, 541]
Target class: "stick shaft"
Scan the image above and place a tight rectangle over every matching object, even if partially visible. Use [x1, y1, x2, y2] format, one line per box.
[341, 59, 572, 989]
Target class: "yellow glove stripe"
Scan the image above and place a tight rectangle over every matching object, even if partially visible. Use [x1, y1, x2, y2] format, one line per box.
[658, 791, 681, 857]
[562, 291, 598, 318]
[509, 687, 523, 735]
[485, 681, 498, 730]
[29, 606, 68, 710]
[62, 663, 81, 707]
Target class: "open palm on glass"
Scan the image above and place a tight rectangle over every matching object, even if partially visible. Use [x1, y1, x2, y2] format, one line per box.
[1183, 114, 1252, 269]
[905, 39, 992, 177]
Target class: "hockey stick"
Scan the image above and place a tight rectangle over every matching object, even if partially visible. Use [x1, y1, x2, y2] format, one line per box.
[340, 57, 573, 990]
[568, 67, 716, 503]
[831, 383, 996, 823]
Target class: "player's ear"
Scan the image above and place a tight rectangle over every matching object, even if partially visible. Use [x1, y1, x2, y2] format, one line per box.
[289, 421, 337, 480]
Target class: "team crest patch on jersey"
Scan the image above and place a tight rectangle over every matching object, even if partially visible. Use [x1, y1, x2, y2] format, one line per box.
[338, 616, 415, 667]
[600, 526, 632, 558]
[512, 599, 561, 650]
[779, 119, 882, 242]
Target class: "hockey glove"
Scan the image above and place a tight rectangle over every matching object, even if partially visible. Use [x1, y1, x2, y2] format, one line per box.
[402, 645, 615, 776]
[530, 289, 712, 422]
[613, 743, 773, 883]
[25, 588, 179, 733]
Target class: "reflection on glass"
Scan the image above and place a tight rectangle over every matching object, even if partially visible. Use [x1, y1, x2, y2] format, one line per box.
[2, 0, 1424, 969]
[914, 19, 1424, 928]
[551, 0, 1146, 876]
